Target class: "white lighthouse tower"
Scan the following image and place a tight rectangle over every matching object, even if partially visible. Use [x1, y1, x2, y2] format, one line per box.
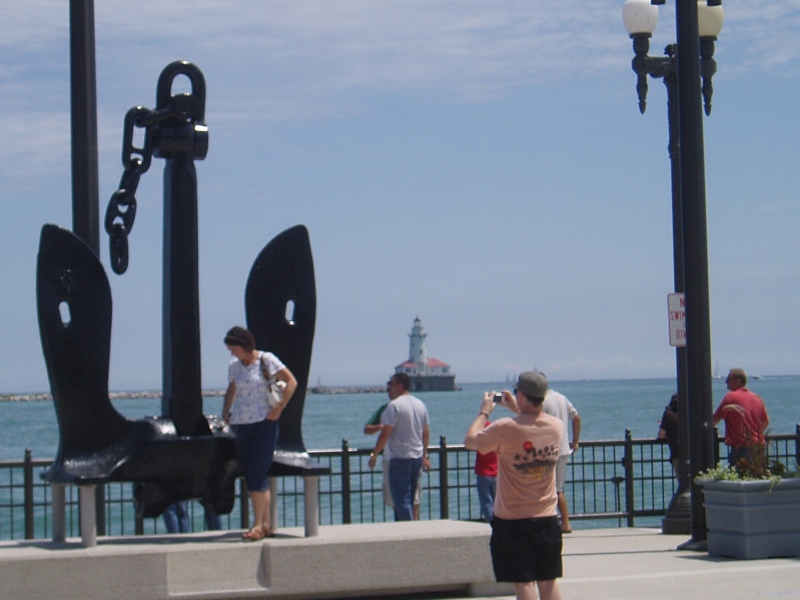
[395, 317, 456, 391]
[408, 316, 428, 367]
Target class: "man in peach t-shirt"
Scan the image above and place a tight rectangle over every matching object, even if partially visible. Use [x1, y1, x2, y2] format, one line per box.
[465, 371, 563, 600]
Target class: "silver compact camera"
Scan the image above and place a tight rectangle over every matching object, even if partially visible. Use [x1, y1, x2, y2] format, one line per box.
[492, 393, 503, 404]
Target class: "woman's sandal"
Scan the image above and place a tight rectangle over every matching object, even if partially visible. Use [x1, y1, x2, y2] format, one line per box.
[242, 525, 265, 541]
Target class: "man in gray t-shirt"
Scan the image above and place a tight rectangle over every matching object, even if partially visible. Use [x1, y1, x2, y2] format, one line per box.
[367, 373, 430, 520]
[542, 387, 581, 533]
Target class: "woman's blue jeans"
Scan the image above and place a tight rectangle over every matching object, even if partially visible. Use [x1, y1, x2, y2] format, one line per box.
[232, 419, 280, 492]
[163, 500, 191, 533]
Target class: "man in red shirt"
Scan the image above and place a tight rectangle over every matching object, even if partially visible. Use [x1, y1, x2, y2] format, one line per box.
[474, 421, 498, 522]
[712, 368, 769, 466]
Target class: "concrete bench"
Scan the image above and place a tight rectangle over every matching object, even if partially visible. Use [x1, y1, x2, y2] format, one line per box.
[0, 520, 511, 599]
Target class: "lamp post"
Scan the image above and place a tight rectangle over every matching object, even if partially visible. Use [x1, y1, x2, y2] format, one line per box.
[70, 0, 100, 256]
[69, 0, 105, 536]
[622, 0, 723, 546]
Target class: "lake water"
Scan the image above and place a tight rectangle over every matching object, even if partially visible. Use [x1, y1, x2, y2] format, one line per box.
[2, 376, 798, 461]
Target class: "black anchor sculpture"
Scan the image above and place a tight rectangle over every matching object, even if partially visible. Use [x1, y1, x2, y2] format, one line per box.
[38, 61, 325, 522]
[37, 223, 239, 516]
[245, 224, 329, 475]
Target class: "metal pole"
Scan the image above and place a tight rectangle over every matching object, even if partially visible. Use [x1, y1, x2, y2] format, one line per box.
[69, 0, 107, 538]
[661, 64, 692, 535]
[675, 0, 716, 546]
[438, 436, 449, 519]
[51, 484, 66, 543]
[341, 439, 352, 524]
[79, 485, 97, 547]
[304, 477, 320, 537]
[24, 449, 35, 539]
[623, 429, 635, 527]
[69, 0, 100, 255]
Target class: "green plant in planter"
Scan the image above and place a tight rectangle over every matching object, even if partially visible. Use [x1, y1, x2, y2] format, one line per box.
[696, 440, 796, 484]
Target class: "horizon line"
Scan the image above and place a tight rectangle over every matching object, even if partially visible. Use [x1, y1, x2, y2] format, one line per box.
[3, 373, 797, 400]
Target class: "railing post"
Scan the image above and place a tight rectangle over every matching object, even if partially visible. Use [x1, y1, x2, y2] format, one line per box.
[23, 449, 34, 539]
[134, 509, 144, 535]
[795, 424, 800, 468]
[240, 478, 250, 529]
[341, 439, 351, 524]
[438, 436, 449, 519]
[269, 478, 278, 531]
[95, 485, 106, 536]
[623, 429, 635, 527]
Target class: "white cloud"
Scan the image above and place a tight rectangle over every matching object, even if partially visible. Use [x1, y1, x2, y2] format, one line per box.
[5, 2, 800, 124]
[4, 1, 800, 390]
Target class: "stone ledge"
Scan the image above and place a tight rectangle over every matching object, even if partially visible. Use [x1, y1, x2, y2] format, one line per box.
[0, 520, 513, 600]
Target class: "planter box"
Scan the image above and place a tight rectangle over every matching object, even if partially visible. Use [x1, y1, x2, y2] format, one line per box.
[701, 478, 800, 560]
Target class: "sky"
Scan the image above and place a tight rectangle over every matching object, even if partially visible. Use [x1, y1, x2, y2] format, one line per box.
[2, 1, 800, 393]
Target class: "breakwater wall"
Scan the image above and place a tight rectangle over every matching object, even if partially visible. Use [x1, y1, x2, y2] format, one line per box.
[1, 387, 387, 402]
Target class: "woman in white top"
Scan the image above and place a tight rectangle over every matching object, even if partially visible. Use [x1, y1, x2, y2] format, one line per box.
[222, 326, 297, 540]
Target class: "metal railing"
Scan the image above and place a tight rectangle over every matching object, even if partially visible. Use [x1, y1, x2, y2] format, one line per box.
[2, 428, 798, 541]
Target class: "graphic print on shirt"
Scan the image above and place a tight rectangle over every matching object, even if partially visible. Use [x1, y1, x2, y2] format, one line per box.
[512, 440, 560, 481]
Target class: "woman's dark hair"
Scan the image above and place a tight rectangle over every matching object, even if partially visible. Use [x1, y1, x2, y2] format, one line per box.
[668, 393, 678, 412]
[224, 326, 256, 352]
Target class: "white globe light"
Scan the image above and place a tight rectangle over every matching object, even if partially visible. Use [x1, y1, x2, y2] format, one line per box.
[622, 0, 659, 36]
[698, 1, 724, 38]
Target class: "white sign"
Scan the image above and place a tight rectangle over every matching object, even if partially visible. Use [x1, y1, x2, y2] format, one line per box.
[668, 293, 685, 347]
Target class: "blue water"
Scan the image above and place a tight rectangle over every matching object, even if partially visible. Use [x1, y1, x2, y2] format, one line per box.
[2, 376, 798, 461]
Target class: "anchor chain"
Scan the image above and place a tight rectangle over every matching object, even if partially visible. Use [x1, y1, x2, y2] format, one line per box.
[105, 106, 150, 274]
[104, 93, 204, 274]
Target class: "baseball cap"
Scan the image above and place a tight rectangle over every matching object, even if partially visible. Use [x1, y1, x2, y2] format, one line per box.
[516, 371, 548, 399]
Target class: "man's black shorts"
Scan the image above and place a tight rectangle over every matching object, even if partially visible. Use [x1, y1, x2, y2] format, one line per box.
[490, 515, 563, 582]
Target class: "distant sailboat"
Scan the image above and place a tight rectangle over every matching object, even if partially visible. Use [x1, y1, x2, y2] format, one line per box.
[712, 360, 721, 379]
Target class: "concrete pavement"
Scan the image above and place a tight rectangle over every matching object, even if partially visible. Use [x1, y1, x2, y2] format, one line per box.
[2, 525, 799, 599]
[423, 527, 800, 600]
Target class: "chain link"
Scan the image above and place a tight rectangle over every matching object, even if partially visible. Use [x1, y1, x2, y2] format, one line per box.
[105, 106, 154, 274]
[104, 68, 206, 275]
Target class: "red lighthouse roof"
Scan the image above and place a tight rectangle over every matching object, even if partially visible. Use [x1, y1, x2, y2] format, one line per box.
[395, 358, 450, 369]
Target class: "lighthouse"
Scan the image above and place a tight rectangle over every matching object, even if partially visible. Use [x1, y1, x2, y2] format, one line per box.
[395, 317, 456, 391]
[409, 317, 428, 365]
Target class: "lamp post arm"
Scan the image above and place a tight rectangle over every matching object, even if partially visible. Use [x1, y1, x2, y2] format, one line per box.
[630, 34, 652, 113]
[630, 35, 675, 115]
[700, 37, 718, 116]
